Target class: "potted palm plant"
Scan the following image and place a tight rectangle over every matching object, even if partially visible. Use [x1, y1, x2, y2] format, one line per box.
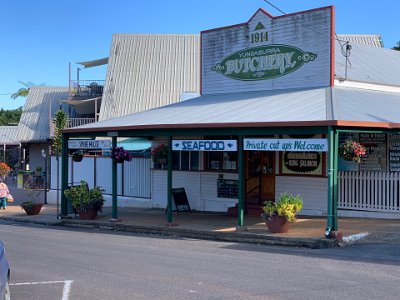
[261, 193, 303, 233]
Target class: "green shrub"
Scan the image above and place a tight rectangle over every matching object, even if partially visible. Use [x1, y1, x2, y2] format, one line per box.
[262, 193, 303, 222]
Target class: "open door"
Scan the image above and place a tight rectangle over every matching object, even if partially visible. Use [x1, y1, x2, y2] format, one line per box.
[245, 151, 275, 207]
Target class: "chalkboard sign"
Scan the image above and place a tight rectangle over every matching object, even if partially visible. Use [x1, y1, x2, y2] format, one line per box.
[358, 133, 387, 172]
[217, 179, 238, 199]
[171, 188, 191, 213]
[389, 134, 400, 172]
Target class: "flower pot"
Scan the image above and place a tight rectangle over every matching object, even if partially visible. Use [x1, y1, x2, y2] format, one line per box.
[342, 154, 354, 162]
[73, 156, 83, 162]
[157, 158, 167, 164]
[262, 214, 291, 233]
[78, 209, 98, 220]
[114, 158, 125, 164]
[22, 203, 43, 215]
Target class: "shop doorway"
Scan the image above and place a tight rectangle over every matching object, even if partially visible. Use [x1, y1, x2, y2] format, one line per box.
[245, 151, 275, 207]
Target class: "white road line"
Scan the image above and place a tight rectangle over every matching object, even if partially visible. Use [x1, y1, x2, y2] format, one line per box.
[10, 280, 74, 299]
[10, 280, 72, 286]
[62, 280, 73, 300]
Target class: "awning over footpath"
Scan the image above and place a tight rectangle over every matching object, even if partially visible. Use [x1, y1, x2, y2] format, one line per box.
[64, 86, 400, 133]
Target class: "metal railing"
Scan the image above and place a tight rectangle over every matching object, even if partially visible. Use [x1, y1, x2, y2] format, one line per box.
[69, 80, 104, 97]
[49, 117, 97, 137]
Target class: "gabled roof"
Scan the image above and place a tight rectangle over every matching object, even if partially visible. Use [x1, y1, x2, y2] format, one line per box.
[0, 126, 19, 145]
[99, 34, 200, 121]
[64, 86, 400, 133]
[17, 87, 69, 142]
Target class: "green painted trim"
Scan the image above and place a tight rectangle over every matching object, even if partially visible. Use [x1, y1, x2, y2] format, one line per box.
[112, 137, 118, 219]
[167, 137, 173, 223]
[332, 129, 339, 231]
[61, 134, 69, 216]
[337, 128, 396, 134]
[326, 127, 334, 233]
[238, 135, 244, 227]
[64, 126, 329, 139]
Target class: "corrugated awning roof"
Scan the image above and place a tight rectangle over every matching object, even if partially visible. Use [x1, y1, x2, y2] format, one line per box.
[76, 57, 108, 68]
[0, 126, 20, 145]
[63, 87, 400, 134]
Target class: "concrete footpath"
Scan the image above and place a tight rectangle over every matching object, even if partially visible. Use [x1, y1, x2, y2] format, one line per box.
[1, 202, 399, 248]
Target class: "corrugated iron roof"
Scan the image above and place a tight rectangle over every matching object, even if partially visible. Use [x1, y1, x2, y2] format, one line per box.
[335, 40, 400, 86]
[99, 34, 200, 121]
[336, 34, 383, 47]
[0, 126, 19, 145]
[65, 86, 400, 133]
[17, 87, 69, 142]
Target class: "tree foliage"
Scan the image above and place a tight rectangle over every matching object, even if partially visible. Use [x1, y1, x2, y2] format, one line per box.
[393, 41, 400, 51]
[0, 107, 22, 125]
[52, 110, 68, 156]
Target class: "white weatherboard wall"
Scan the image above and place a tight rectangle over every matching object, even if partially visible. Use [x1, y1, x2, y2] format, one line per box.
[275, 176, 327, 216]
[202, 7, 332, 94]
[152, 171, 238, 212]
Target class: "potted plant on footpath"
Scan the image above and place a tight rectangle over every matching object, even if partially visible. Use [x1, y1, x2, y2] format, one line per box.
[20, 183, 43, 215]
[111, 147, 132, 163]
[339, 139, 366, 163]
[72, 150, 84, 162]
[261, 193, 303, 233]
[64, 180, 105, 220]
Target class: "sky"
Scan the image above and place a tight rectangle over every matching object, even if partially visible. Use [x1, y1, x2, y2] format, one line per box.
[1, 0, 399, 110]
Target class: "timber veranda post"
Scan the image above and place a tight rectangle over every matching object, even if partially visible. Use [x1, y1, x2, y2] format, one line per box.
[238, 135, 245, 228]
[61, 134, 69, 216]
[167, 136, 173, 224]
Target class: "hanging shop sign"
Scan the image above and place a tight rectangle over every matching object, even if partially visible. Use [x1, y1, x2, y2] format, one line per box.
[281, 152, 323, 175]
[68, 140, 111, 149]
[243, 138, 327, 152]
[212, 45, 317, 81]
[172, 140, 237, 151]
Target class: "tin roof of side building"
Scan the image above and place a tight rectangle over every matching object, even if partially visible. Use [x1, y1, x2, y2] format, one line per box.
[334, 40, 400, 86]
[336, 34, 383, 47]
[99, 34, 200, 121]
[0, 126, 19, 145]
[17, 87, 69, 142]
[64, 86, 400, 133]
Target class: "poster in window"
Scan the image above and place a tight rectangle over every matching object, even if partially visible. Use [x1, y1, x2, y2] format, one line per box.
[281, 151, 323, 176]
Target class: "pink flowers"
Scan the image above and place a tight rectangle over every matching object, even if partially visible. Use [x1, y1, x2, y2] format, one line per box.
[339, 140, 366, 163]
[111, 147, 132, 162]
[151, 144, 169, 162]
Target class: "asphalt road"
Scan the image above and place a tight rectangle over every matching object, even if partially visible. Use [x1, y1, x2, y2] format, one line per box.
[1, 220, 400, 300]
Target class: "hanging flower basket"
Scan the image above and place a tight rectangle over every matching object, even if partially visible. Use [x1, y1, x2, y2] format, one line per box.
[72, 150, 84, 162]
[111, 147, 132, 163]
[151, 144, 169, 164]
[339, 139, 366, 163]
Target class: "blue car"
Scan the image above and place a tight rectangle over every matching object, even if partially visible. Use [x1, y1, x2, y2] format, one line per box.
[0, 241, 10, 300]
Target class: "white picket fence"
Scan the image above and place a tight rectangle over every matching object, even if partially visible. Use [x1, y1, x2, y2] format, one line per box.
[50, 156, 151, 198]
[338, 171, 400, 212]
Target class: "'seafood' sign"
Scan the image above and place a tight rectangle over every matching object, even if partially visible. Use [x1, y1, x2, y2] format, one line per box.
[244, 139, 328, 152]
[68, 140, 111, 149]
[172, 140, 237, 151]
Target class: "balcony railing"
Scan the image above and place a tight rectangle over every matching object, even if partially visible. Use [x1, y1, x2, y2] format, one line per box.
[69, 80, 104, 97]
[50, 117, 96, 137]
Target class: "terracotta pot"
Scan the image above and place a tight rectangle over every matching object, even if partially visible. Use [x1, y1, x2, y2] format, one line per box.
[78, 209, 97, 220]
[262, 214, 291, 233]
[23, 203, 43, 215]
